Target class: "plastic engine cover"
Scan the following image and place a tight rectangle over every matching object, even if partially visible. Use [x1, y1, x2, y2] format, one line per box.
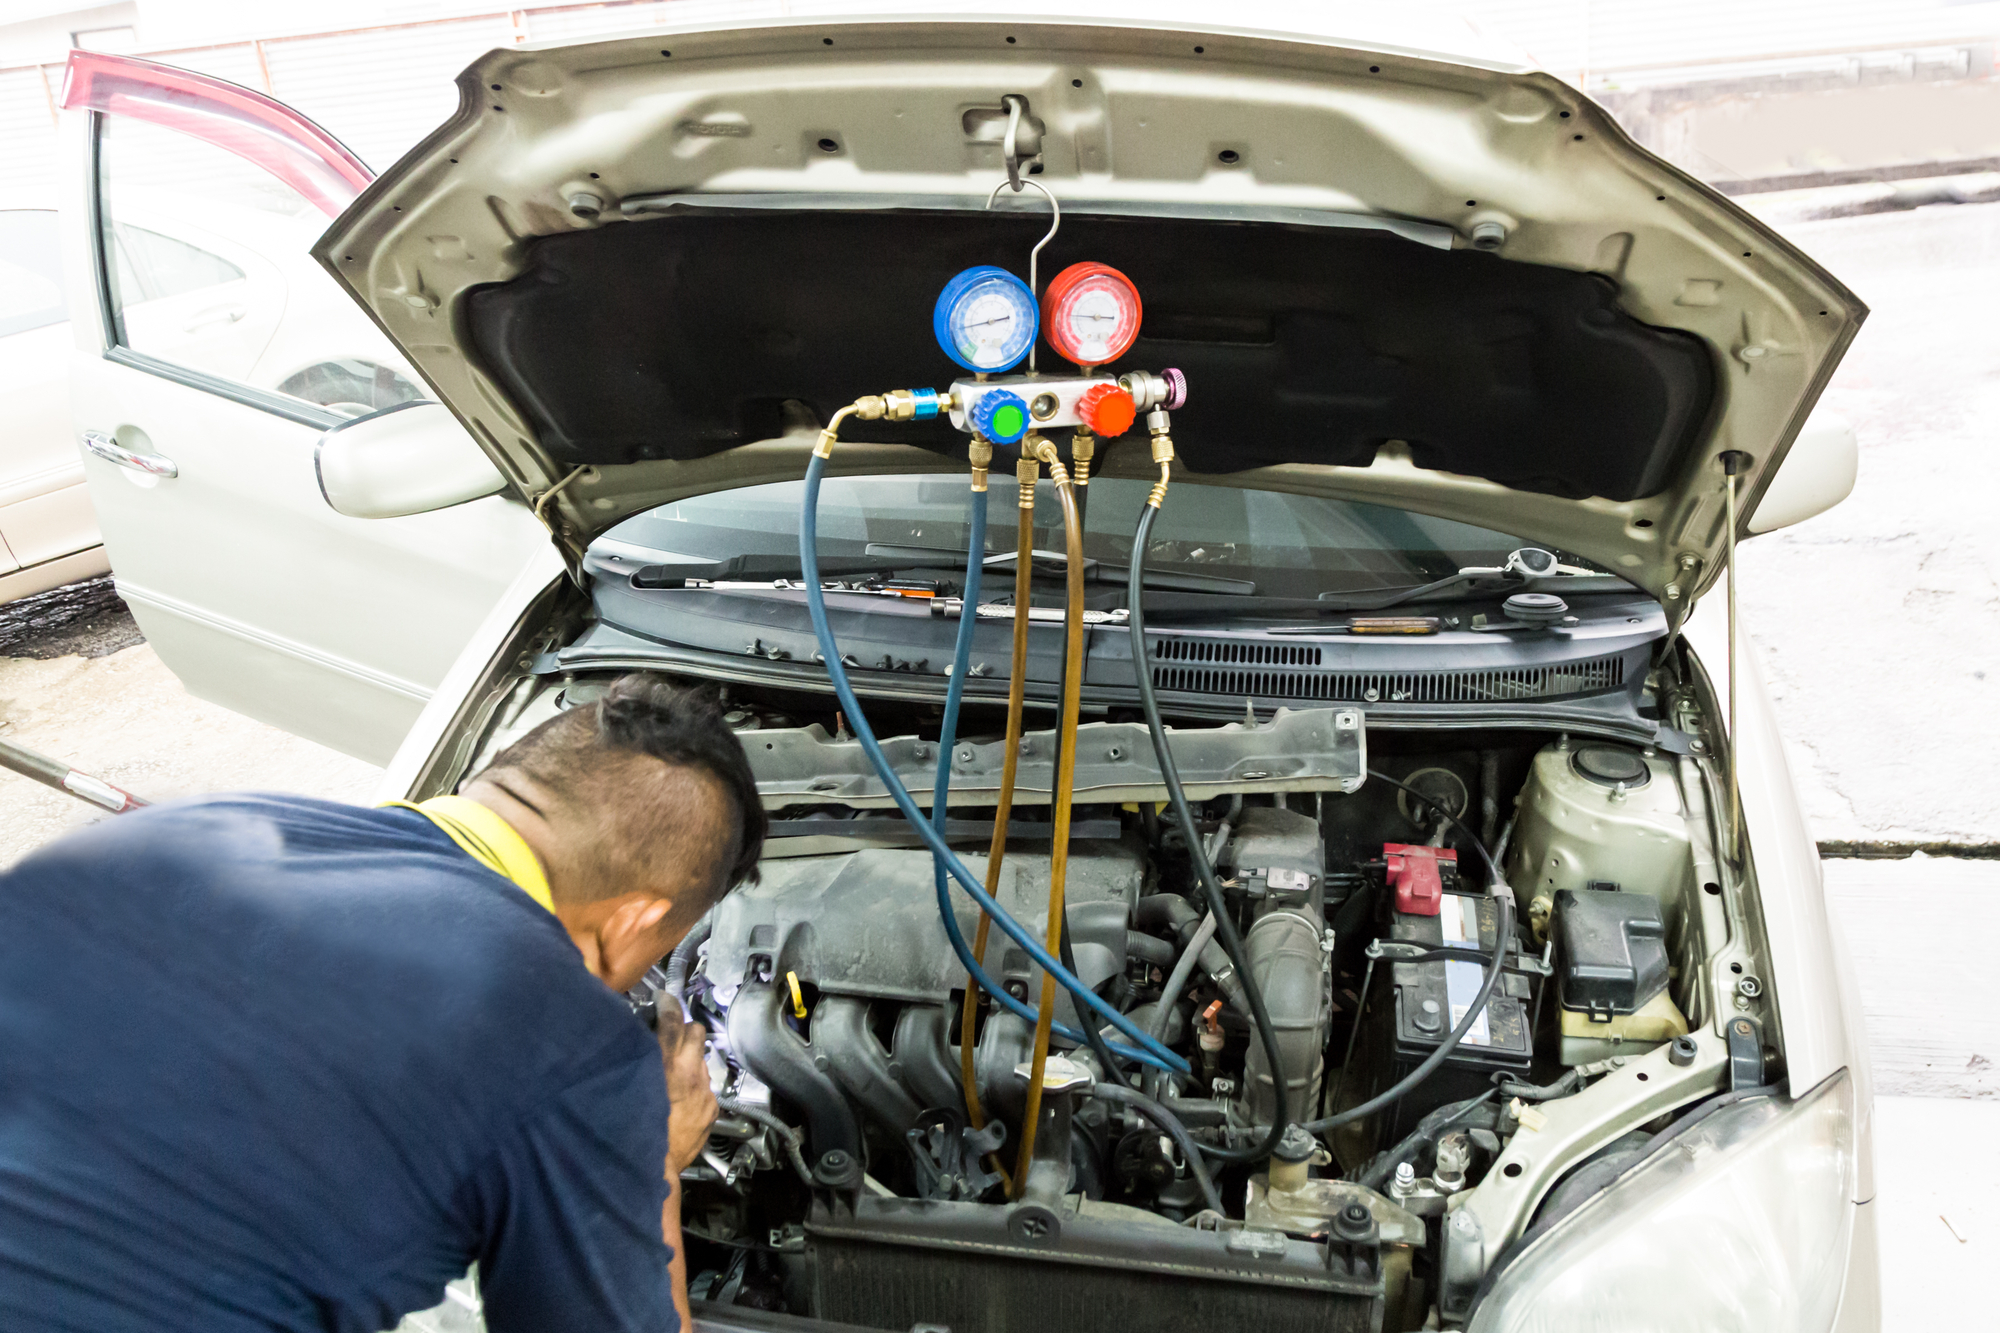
[704, 843, 1142, 1030]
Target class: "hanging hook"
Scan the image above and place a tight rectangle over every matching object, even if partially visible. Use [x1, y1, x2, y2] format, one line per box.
[986, 177, 1060, 373]
[999, 93, 1029, 193]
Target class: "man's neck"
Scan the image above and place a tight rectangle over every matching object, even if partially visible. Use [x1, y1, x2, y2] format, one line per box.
[457, 778, 611, 977]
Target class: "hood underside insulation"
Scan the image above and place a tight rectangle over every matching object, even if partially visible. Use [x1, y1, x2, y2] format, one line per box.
[465, 208, 1716, 501]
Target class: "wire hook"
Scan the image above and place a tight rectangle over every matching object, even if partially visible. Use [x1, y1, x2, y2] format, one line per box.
[1000, 93, 1028, 193]
[986, 176, 1060, 373]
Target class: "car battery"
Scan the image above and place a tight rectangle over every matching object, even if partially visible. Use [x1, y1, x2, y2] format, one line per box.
[1367, 845, 1539, 1140]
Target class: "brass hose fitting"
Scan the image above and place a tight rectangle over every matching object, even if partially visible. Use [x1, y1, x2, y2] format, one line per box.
[968, 438, 993, 493]
[1070, 429, 1095, 488]
[1145, 407, 1176, 508]
[882, 389, 926, 422]
[813, 401, 872, 459]
[1017, 455, 1040, 508]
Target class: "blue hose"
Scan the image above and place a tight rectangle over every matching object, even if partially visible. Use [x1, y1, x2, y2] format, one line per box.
[799, 454, 1187, 1074]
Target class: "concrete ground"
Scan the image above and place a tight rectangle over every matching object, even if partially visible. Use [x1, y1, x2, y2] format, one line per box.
[1873, 1096, 1998, 1330]
[3, 192, 1995, 1327]
[1736, 191, 2000, 847]
[0, 578, 379, 867]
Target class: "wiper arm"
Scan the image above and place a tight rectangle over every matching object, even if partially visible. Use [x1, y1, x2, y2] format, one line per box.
[1315, 547, 1632, 611]
[631, 551, 968, 585]
[864, 542, 1255, 596]
[1317, 570, 1494, 612]
[865, 542, 1075, 576]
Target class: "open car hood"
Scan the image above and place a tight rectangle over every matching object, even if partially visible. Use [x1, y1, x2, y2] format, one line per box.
[316, 10, 1863, 613]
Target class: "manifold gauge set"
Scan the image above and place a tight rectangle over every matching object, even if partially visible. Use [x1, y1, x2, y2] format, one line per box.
[912, 259, 1187, 443]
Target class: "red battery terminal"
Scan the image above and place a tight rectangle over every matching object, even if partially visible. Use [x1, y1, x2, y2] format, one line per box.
[1383, 843, 1458, 916]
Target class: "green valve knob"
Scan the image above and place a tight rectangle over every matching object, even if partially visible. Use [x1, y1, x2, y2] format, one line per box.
[970, 390, 1030, 444]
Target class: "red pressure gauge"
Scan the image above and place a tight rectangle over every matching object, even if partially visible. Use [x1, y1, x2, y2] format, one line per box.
[1041, 262, 1143, 368]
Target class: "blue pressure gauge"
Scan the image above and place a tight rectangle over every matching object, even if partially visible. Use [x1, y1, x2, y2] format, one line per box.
[934, 266, 1038, 373]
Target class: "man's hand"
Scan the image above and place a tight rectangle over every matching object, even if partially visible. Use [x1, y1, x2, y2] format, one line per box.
[656, 995, 717, 1176]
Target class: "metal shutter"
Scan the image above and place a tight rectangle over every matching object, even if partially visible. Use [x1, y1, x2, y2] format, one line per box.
[261, 16, 520, 174]
[526, 0, 792, 43]
[0, 65, 61, 209]
[148, 43, 268, 93]
[523, 2, 689, 43]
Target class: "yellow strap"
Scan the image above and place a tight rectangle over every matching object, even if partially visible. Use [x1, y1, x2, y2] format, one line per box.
[382, 796, 557, 917]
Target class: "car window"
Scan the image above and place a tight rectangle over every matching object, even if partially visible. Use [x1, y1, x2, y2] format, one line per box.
[0, 210, 69, 338]
[95, 113, 428, 419]
[109, 223, 245, 302]
[606, 474, 1571, 599]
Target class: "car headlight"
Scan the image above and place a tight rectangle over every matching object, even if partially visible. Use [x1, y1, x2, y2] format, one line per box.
[1471, 1069, 1856, 1333]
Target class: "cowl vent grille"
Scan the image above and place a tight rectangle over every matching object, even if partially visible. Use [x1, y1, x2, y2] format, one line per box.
[1150, 638, 1324, 667]
[1148, 641, 1626, 704]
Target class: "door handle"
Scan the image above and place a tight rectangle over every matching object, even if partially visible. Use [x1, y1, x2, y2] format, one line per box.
[82, 430, 178, 479]
[183, 303, 246, 333]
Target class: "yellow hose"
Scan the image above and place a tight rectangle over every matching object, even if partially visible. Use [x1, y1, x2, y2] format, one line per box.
[960, 457, 1040, 1134]
[1011, 437, 1086, 1198]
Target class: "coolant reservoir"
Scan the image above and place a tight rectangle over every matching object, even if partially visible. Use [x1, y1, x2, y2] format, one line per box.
[1504, 737, 1690, 943]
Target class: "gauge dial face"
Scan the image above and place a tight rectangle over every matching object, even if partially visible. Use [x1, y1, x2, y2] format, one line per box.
[934, 266, 1038, 372]
[1042, 262, 1142, 367]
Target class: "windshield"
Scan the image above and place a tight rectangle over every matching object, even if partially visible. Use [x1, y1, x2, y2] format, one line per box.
[599, 476, 1564, 599]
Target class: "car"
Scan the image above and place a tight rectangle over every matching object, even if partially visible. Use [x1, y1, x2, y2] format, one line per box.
[0, 205, 107, 603]
[52, 54, 544, 758]
[0, 190, 432, 608]
[57, 14, 1875, 1333]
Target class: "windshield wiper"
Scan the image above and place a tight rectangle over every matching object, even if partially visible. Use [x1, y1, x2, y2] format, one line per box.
[629, 551, 970, 586]
[1315, 548, 1633, 611]
[863, 542, 1256, 596]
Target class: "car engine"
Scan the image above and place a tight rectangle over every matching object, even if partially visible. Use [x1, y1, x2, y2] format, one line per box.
[468, 669, 1766, 1333]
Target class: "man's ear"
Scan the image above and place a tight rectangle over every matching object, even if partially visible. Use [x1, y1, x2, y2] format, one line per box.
[596, 895, 677, 990]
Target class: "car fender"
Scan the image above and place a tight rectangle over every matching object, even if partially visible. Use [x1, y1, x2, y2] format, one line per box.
[1683, 594, 1872, 1202]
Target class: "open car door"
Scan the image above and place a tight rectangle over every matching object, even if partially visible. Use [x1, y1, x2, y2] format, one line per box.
[57, 52, 547, 764]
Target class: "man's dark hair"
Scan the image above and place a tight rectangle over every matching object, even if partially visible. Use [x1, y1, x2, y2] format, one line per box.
[483, 674, 765, 902]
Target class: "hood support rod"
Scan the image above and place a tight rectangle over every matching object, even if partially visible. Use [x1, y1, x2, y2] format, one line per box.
[1721, 450, 1752, 863]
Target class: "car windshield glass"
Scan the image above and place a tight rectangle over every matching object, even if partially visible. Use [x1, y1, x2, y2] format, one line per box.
[599, 475, 1572, 599]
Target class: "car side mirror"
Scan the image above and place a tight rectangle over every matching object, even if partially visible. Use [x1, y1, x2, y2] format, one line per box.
[315, 401, 509, 519]
[1747, 413, 1857, 534]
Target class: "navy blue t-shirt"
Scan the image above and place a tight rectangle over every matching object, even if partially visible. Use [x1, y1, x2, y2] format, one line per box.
[0, 795, 677, 1333]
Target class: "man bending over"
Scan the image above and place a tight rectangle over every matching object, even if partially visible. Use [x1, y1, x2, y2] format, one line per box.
[0, 673, 765, 1333]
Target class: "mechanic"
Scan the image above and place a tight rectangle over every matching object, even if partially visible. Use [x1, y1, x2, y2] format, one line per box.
[0, 672, 766, 1333]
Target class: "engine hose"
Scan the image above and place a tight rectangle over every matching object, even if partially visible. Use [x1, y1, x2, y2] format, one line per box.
[1060, 916, 1125, 1081]
[1011, 446, 1088, 1196]
[1150, 909, 1219, 1041]
[1084, 1082, 1225, 1217]
[798, 449, 1187, 1074]
[716, 1098, 816, 1188]
[1127, 500, 1291, 1161]
[1297, 768, 1517, 1135]
[662, 917, 712, 1004]
[960, 458, 1039, 1129]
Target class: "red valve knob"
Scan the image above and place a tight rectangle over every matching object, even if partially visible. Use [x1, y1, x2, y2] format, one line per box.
[1075, 383, 1137, 437]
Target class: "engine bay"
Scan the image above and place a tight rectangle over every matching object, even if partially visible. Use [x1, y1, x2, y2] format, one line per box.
[435, 182, 1782, 1331]
[462, 667, 1774, 1332]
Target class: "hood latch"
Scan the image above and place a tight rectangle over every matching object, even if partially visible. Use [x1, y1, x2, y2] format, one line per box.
[963, 95, 1045, 192]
